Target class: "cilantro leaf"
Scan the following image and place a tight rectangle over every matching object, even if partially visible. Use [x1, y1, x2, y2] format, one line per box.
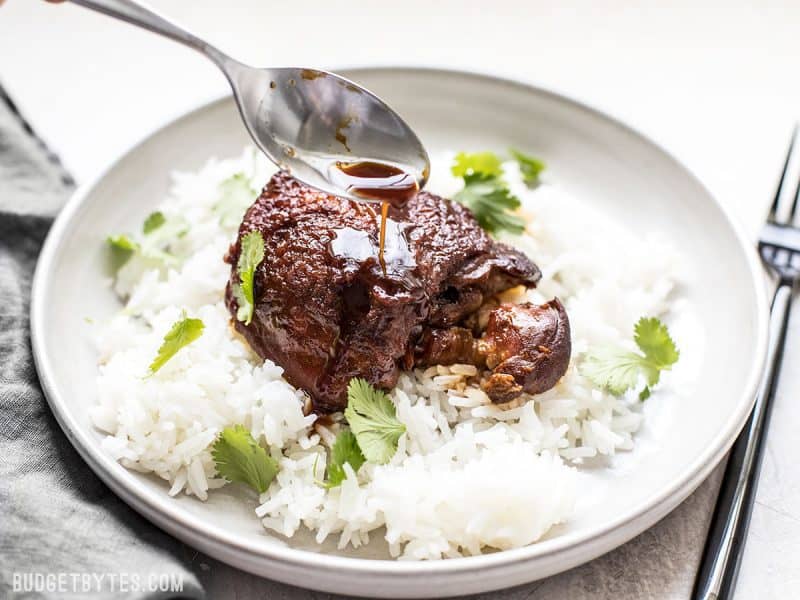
[148, 312, 204, 374]
[454, 173, 526, 235]
[107, 234, 140, 252]
[211, 425, 279, 494]
[510, 149, 546, 185]
[107, 235, 140, 270]
[344, 378, 405, 464]
[233, 230, 265, 325]
[142, 211, 166, 234]
[107, 211, 187, 269]
[580, 317, 679, 399]
[449, 149, 533, 235]
[635, 317, 680, 368]
[581, 346, 648, 396]
[451, 151, 504, 178]
[214, 173, 257, 227]
[141, 214, 188, 252]
[325, 429, 366, 488]
[231, 284, 249, 321]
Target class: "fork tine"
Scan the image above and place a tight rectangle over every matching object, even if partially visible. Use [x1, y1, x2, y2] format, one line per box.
[769, 124, 799, 223]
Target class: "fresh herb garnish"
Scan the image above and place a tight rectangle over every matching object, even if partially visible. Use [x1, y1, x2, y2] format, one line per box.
[455, 173, 526, 235]
[451, 151, 504, 178]
[232, 230, 265, 325]
[450, 150, 533, 235]
[214, 173, 257, 227]
[141, 212, 188, 249]
[107, 211, 187, 268]
[107, 234, 141, 267]
[107, 234, 140, 252]
[211, 425, 279, 494]
[510, 149, 546, 185]
[324, 429, 366, 488]
[344, 378, 405, 464]
[148, 312, 204, 374]
[142, 211, 167, 234]
[581, 316, 679, 399]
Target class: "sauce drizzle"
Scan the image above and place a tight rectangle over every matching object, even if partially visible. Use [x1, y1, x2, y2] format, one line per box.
[332, 160, 421, 276]
[378, 201, 389, 273]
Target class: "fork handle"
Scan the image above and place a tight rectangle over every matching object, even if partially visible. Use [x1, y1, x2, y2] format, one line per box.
[693, 282, 793, 600]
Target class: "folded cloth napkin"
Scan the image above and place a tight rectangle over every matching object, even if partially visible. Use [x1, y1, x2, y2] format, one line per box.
[0, 83, 726, 600]
[0, 86, 204, 600]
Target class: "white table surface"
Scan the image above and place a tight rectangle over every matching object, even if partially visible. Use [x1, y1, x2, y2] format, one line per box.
[3, 1, 800, 597]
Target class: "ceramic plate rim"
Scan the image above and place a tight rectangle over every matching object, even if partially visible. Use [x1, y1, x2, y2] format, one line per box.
[30, 66, 769, 580]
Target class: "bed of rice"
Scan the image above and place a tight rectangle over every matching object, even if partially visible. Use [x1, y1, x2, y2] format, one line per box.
[91, 148, 681, 560]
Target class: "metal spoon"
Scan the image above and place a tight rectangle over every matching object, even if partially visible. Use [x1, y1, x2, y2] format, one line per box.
[66, 0, 430, 201]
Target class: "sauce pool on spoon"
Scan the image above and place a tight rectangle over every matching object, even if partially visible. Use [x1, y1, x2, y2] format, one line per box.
[334, 160, 419, 208]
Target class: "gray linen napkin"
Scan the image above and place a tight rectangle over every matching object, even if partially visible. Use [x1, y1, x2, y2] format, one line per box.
[0, 83, 726, 600]
[0, 86, 204, 600]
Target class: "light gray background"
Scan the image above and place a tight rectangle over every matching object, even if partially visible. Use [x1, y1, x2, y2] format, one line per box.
[2, 1, 799, 597]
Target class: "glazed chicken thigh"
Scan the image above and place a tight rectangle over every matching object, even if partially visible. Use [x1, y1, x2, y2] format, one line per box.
[225, 171, 571, 413]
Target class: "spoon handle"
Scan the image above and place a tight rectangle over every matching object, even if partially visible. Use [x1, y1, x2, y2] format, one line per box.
[67, 0, 233, 68]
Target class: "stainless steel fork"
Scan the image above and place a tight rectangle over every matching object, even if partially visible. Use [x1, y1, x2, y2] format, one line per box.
[693, 127, 800, 600]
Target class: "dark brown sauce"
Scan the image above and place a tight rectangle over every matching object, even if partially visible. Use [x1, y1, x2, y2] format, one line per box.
[378, 201, 389, 272]
[334, 160, 419, 208]
[300, 69, 326, 81]
[329, 217, 417, 282]
[329, 227, 373, 263]
[335, 118, 353, 152]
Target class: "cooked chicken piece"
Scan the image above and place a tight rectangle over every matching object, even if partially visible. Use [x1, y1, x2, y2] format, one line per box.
[414, 299, 571, 403]
[225, 171, 569, 412]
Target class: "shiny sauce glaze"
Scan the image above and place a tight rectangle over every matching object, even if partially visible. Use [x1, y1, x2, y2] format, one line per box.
[329, 216, 417, 285]
[378, 201, 389, 272]
[334, 160, 420, 272]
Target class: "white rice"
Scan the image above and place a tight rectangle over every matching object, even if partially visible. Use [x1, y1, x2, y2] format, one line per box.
[91, 148, 682, 559]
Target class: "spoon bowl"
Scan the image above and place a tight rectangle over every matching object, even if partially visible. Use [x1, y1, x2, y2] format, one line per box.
[226, 65, 430, 200]
[68, 0, 430, 201]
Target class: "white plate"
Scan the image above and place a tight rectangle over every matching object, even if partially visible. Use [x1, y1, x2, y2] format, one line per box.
[31, 67, 768, 597]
